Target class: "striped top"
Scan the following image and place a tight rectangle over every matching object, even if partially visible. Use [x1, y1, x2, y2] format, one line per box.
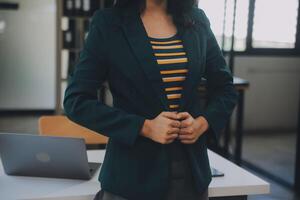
[148, 32, 189, 162]
[148, 32, 188, 112]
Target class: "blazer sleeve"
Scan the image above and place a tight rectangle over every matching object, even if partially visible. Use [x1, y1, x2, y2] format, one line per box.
[197, 9, 239, 144]
[63, 10, 146, 147]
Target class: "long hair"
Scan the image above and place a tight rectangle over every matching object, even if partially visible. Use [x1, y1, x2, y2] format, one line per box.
[114, 0, 198, 28]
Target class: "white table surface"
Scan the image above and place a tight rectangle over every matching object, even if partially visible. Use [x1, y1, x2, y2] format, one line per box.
[0, 150, 270, 200]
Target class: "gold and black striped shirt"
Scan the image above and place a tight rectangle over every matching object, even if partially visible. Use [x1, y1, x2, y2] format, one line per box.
[148, 33, 189, 163]
[149, 32, 188, 112]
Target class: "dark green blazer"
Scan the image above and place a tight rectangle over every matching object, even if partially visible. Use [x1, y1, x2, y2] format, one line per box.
[63, 5, 238, 200]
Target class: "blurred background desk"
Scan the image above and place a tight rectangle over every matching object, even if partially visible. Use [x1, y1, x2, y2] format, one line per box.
[0, 149, 269, 200]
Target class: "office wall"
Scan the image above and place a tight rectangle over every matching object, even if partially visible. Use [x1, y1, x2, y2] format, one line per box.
[0, 0, 56, 110]
[232, 56, 300, 131]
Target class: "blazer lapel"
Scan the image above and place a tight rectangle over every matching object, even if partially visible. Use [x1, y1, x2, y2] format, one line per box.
[120, 9, 170, 110]
[177, 25, 203, 111]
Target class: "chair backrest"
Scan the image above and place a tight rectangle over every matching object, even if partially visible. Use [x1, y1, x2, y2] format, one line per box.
[38, 115, 108, 145]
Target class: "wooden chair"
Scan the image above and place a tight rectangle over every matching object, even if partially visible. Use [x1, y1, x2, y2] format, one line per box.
[38, 115, 108, 149]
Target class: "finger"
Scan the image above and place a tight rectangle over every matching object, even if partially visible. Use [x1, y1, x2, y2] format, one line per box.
[180, 139, 196, 144]
[170, 120, 181, 128]
[166, 133, 179, 140]
[162, 112, 179, 120]
[179, 127, 193, 135]
[167, 127, 180, 135]
[164, 140, 173, 144]
[164, 133, 178, 144]
[166, 135, 179, 143]
[178, 133, 194, 140]
[180, 118, 193, 128]
[177, 112, 190, 120]
[165, 138, 176, 144]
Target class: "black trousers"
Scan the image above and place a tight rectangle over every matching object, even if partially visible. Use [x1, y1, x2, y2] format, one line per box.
[94, 153, 209, 200]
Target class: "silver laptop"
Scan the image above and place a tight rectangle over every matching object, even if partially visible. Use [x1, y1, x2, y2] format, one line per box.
[0, 133, 101, 180]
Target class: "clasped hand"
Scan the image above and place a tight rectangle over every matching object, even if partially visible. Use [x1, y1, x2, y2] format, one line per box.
[141, 111, 209, 144]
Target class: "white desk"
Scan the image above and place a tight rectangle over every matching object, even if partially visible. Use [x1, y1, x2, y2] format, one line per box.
[0, 150, 270, 200]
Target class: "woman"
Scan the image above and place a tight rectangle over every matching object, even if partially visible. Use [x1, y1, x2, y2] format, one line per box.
[63, 0, 238, 199]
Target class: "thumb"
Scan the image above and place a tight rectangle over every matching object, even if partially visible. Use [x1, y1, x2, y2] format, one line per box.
[177, 112, 190, 120]
[162, 111, 179, 120]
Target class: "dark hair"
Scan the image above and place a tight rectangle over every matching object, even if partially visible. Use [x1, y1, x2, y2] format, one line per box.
[114, 0, 198, 28]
